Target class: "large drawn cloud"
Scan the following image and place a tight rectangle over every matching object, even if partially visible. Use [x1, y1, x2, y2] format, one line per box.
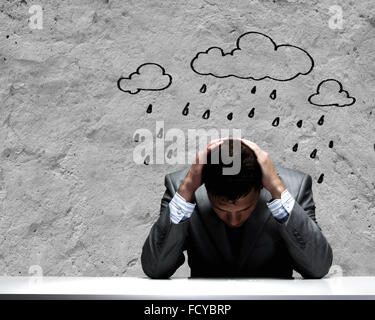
[117, 63, 172, 94]
[191, 32, 314, 81]
[308, 79, 356, 107]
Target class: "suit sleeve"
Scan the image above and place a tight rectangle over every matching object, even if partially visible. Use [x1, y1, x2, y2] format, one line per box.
[141, 174, 190, 279]
[277, 174, 333, 279]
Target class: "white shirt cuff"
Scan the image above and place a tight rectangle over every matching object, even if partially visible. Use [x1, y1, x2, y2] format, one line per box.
[267, 189, 295, 223]
[169, 191, 196, 224]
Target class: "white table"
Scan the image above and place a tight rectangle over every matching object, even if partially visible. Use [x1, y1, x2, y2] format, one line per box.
[0, 276, 374, 299]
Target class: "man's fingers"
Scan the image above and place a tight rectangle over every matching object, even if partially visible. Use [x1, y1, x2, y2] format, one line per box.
[238, 139, 270, 164]
[207, 138, 224, 148]
[244, 139, 260, 151]
[238, 139, 261, 154]
[205, 138, 224, 154]
[208, 140, 224, 151]
[195, 139, 224, 164]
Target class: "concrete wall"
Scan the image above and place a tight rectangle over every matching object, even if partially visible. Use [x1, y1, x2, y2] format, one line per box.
[0, 0, 374, 277]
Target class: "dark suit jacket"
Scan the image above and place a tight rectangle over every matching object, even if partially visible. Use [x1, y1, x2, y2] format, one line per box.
[141, 165, 333, 279]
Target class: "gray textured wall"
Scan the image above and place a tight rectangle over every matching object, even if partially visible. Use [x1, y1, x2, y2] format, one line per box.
[0, 0, 374, 277]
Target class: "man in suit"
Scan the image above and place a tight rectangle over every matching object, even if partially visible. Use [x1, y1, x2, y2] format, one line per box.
[141, 138, 333, 279]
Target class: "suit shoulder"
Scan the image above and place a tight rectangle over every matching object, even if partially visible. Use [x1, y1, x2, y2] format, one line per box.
[164, 166, 190, 188]
[274, 165, 311, 197]
[275, 165, 308, 180]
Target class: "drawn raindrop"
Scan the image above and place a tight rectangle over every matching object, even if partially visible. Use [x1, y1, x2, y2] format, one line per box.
[227, 112, 233, 120]
[318, 115, 324, 125]
[182, 103, 189, 116]
[157, 128, 163, 138]
[297, 120, 303, 128]
[292, 143, 298, 152]
[202, 109, 210, 119]
[329, 140, 334, 148]
[317, 173, 324, 184]
[134, 133, 140, 142]
[146, 104, 152, 113]
[272, 117, 280, 127]
[167, 149, 173, 159]
[270, 89, 277, 100]
[200, 84, 207, 93]
[251, 86, 256, 94]
[173, 148, 177, 157]
[310, 148, 317, 159]
[248, 107, 255, 118]
[144, 155, 150, 165]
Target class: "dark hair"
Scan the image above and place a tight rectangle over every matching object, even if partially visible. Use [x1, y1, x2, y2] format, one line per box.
[202, 139, 262, 201]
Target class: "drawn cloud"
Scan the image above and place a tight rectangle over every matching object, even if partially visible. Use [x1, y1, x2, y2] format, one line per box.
[308, 79, 356, 107]
[117, 63, 172, 94]
[191, 32, 314, 81]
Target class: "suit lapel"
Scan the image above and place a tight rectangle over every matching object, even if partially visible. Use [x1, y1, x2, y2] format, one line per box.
[237, 165, 282, 269]
[194, 184, 273, 267]
[193, 169, 278, 270]
[194, 184, 232, 265]
[237, 187, 272, 269]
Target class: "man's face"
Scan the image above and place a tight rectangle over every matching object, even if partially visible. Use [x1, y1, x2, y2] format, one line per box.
[208, 188, 261, 228]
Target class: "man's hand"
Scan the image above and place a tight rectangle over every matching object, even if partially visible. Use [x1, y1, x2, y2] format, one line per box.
[178, 139, 224, 202]
[239, 139, 286, 199]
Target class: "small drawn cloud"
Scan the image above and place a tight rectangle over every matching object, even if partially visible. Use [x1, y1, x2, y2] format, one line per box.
[117, 63, 172, 94]
[308, 79, 356, 107]
[191, 32, 314, 81]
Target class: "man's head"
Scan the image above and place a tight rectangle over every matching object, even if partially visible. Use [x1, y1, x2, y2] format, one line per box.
[202, 139, 262, 228]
